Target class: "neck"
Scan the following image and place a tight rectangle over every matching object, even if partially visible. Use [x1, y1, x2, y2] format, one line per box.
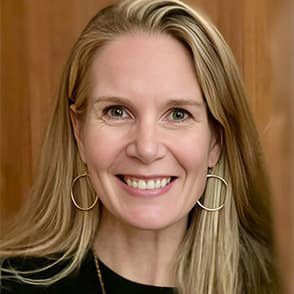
[93, 208, 187, 287]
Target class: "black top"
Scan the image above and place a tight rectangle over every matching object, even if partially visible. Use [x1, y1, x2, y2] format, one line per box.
[1, 251, 175, 294]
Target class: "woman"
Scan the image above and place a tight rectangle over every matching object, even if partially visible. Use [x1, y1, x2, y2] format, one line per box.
[0, 0, 279, 293]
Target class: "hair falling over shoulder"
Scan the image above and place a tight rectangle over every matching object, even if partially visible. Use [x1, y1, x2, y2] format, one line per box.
[0, 0, 280, 293]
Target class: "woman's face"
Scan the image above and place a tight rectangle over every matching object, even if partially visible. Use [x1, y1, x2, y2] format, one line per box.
[72, 33, 220, 230]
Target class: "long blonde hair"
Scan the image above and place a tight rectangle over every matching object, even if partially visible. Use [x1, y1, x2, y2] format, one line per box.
[1, 0, 279, 293]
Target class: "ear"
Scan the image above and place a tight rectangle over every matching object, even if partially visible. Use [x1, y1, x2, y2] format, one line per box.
[69, 105, 87, 163]
[208, 132, 221, 168]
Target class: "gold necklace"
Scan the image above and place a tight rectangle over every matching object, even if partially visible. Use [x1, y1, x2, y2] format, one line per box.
[94, 256, 107, 294]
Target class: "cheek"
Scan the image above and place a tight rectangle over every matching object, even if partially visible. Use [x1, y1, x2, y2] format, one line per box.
[172, 129, 212, 205]
[81, 125, 126, 171]
[172, 128, 212, 174]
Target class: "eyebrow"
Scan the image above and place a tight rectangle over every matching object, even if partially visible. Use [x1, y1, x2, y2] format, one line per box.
[93, 96, 203, 108]
[165, 98, 203, 108]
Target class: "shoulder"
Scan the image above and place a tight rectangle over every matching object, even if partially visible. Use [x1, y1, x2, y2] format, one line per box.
[1, 251, 97, 294]
[1, 255, 64, 294]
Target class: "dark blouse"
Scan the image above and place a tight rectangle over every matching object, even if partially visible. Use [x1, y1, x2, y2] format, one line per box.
[1, 251, 175, 294]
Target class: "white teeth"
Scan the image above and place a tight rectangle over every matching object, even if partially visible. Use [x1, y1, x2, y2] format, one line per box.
[138, 180, 147, 189]
[124, 177, 172, 190]
[147, 180, 155, 189]
[161, 178, 167, 187]
[155, 179, 161, 188]
[132, 180, 138, 188]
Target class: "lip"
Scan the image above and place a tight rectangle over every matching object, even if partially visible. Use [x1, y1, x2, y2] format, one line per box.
[115, 175, 177, 198]
[121, 174, 173, 180]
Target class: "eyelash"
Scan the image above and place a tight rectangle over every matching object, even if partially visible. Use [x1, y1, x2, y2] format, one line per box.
[167, 108, 192, 122]
[102, 105, 192, 122]
[102, 105, 130, 120]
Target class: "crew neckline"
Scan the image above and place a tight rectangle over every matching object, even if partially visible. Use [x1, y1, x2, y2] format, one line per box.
[89, 251, 175, 293]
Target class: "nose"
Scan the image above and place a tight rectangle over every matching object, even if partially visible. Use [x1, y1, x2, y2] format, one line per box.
[126, 121, 166, 164]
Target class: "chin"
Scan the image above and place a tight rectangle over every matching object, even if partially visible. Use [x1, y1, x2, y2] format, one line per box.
[118, 211, 187, 232]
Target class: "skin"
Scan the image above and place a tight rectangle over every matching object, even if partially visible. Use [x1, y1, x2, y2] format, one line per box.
[71, 32, 220, 286]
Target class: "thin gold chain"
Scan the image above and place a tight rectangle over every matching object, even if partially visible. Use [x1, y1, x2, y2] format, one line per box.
[94, 256, 107, 294]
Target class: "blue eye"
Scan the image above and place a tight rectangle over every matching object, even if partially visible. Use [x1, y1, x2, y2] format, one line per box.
[169, 108, 191, 122]
[103, 106, 129, 119]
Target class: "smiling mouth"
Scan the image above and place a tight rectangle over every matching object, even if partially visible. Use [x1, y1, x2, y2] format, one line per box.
[116, 175, 177, 190]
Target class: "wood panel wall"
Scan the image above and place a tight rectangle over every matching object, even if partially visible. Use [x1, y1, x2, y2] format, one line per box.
[1, 0, 293, 293]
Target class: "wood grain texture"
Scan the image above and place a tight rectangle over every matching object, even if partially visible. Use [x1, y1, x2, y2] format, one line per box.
[0, 0, 293, 293]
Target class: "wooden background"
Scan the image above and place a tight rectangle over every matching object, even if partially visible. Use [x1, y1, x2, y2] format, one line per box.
[0, 0, 293, 293]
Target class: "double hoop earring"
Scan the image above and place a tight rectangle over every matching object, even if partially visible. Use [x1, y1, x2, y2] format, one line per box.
[71, 172, 98, 211]
[197, 174, 228, 212]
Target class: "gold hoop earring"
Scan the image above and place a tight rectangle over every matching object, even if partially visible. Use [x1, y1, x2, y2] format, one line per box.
[71, 172, 98, 211]
[197, 174, 228, 212]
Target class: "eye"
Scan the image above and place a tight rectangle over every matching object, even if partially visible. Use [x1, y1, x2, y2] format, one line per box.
[167, 108, 191, 122]
[103, 105, 130, 120]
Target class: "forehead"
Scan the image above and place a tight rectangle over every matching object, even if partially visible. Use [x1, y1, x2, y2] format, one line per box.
[90, 32, 202, 104]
